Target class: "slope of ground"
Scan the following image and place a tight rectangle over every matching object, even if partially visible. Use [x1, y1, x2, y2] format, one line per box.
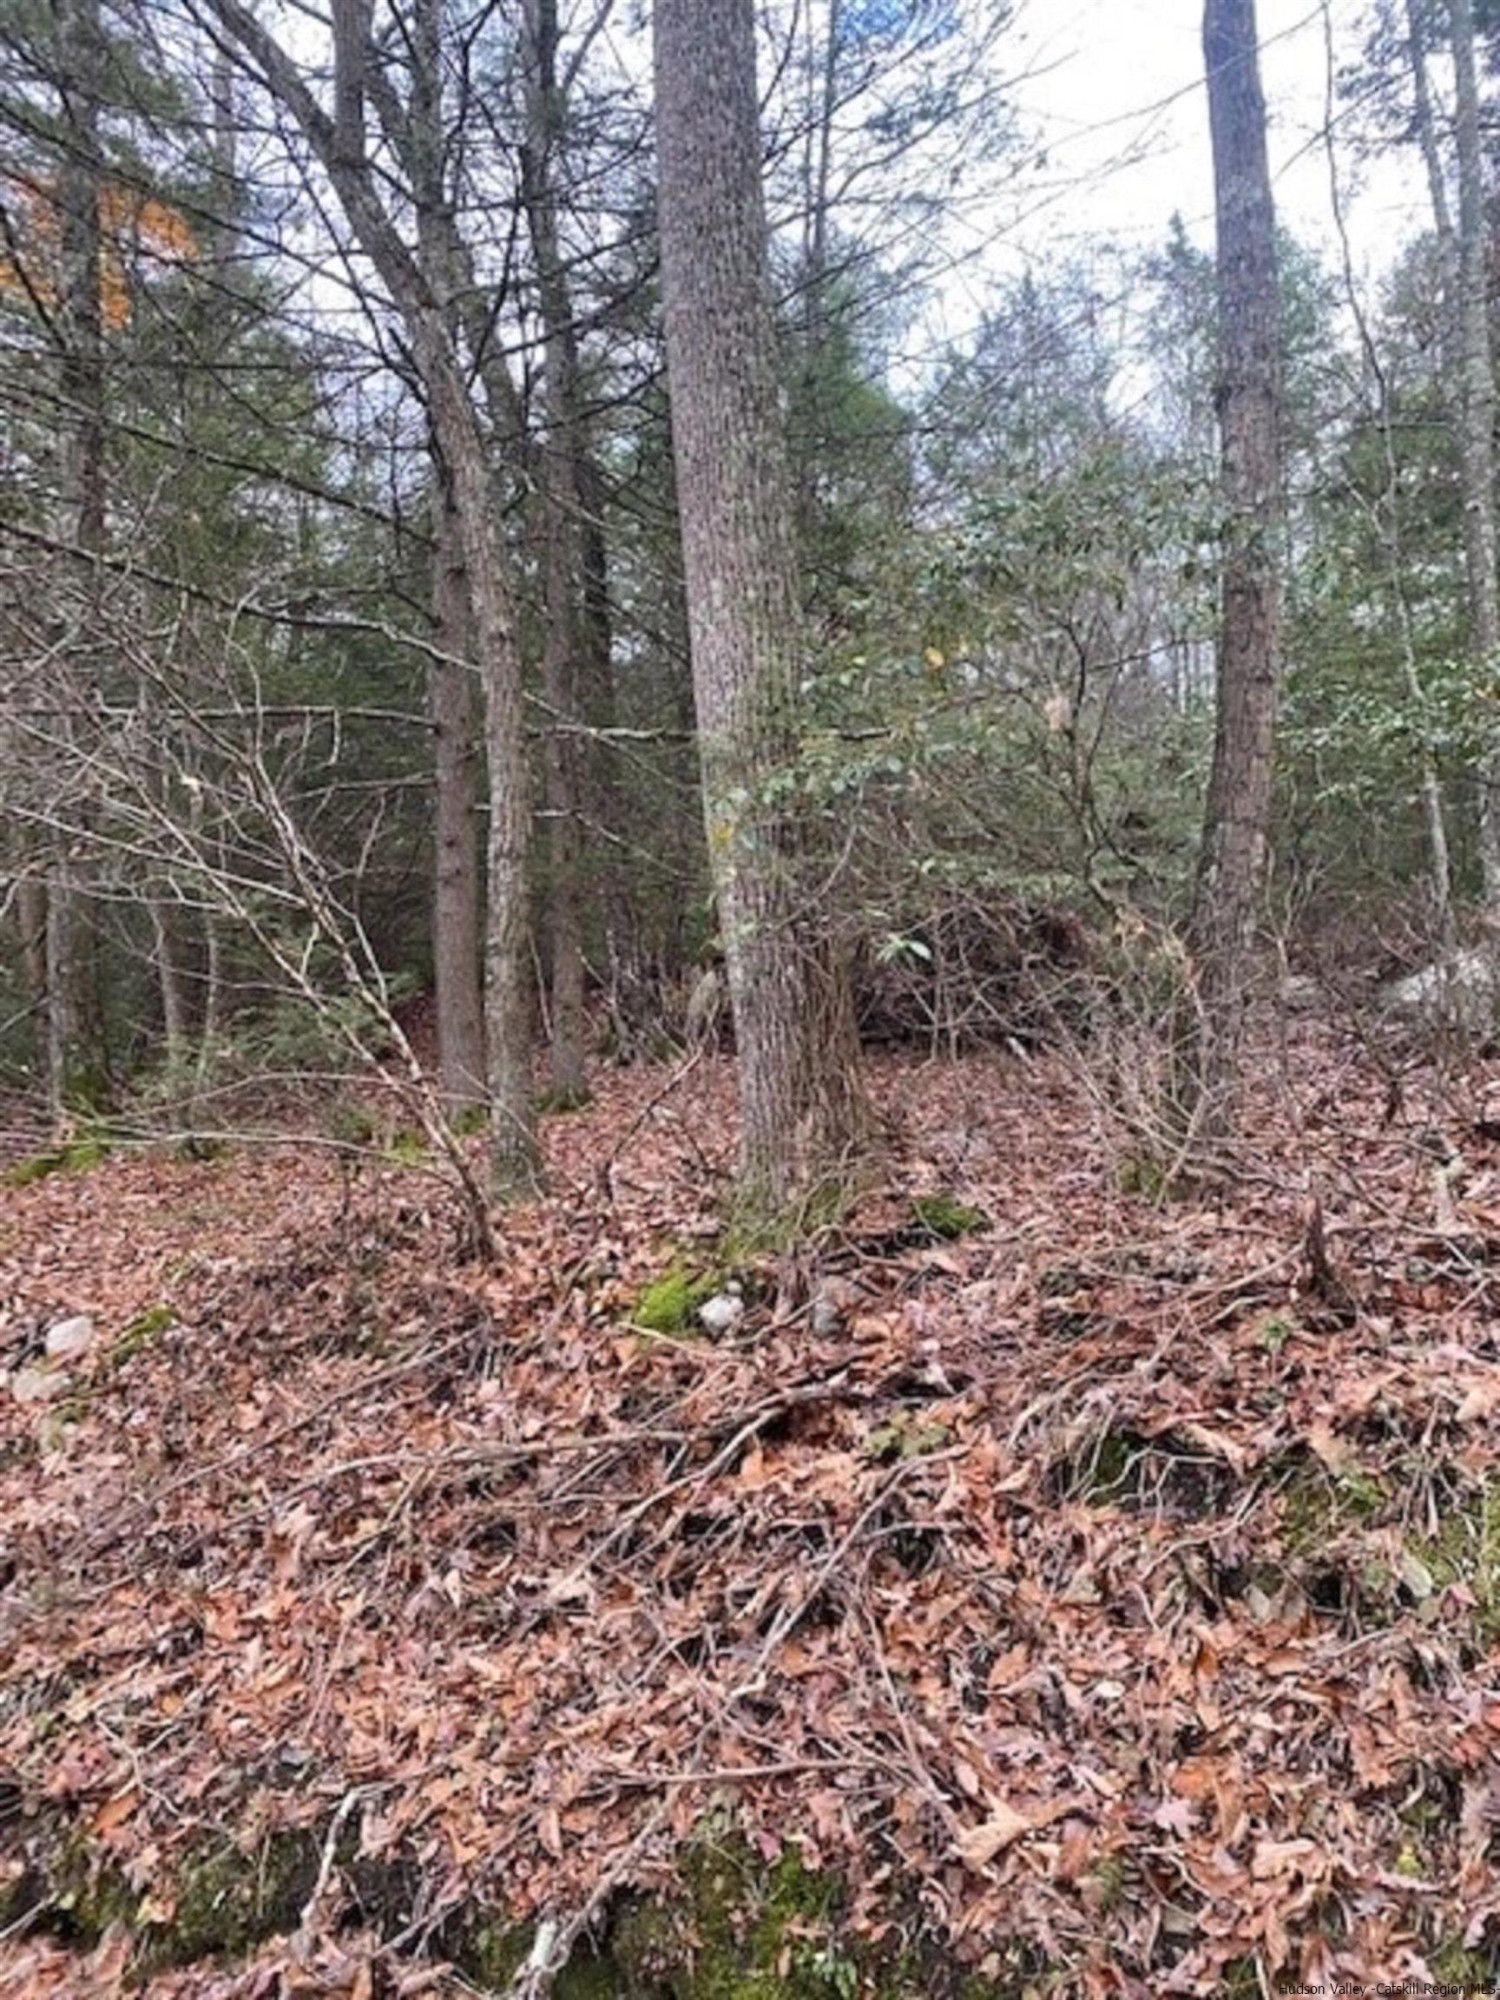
[2, 1031, 1500, 1996]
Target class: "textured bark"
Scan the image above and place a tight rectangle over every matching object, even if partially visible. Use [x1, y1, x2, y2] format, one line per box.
[1186, 0, 1282, 1150]
[523, 0, 587, 1105]
[209, 0, 540, 1195]
[1448, 0, 1500, 903]
[150, 901, 191, 1067]
[48, 0, 109, 1119]
[655, 0, 865, 1217]
[15, 875, 48, 1073]
[411, 0, 486, 1120]
[429, 497, 486, 1116]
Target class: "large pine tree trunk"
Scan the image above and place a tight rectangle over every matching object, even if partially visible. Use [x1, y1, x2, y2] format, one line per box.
[1448, 0, 1500, 904]
[1184, 0, 1282, 1151]
[655, 0, 865, 1221]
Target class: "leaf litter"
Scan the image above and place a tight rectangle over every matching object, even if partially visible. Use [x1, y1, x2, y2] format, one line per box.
[2, 1029, 1500, 1994]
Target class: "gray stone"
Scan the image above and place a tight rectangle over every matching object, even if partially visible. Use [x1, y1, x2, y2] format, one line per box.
[1381, 948, 1500, 1034]
[43, 1314, 96, 1361]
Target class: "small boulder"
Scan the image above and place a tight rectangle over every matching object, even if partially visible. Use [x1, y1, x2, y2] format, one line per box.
[11, 1365, 65, 1404]
[697, 1286, 744, 1337]
[1381, 948, 1500, 1035]
[43, 1314, 96, 1361]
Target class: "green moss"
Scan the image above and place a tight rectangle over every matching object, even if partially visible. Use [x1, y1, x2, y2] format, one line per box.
[539, 1085, 594, 1116]
[46, 1840, 140, 1945]
[11, 1815, 1036, 1996]
[1114, 1153, 1167, 1200]
[613, 1839, 851, 1999]
[1257, 1314, 1295, 1356]
[452, 1916, 533, 1988]
[721, 1171, 860, 1259]
[633, 1265, 720, 1336]
[383, 1128, 429, 1167]
[863, 1416, 952, 1462]
[1411, 1480, 1500, 1640]
[452, 1103, 489, 1138]
[1430, 1938, 1500, 1986]
[1073, 1429, 1149, 1504]
[909, 1193, 986, 1241]
[3, 1130, 113, 1190]
[326, 1101, 378, 1150]
[1090, 1853, 1126, 1912]
[1279, 1456, 1387, 1558]
[141, 1830, 320, 1970]
[110, 1303, 175, 1365]
[1217, 1957, 1262, 1999]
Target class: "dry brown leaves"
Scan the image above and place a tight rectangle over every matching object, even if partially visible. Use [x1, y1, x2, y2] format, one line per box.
[2, 1034, 1500, 1995]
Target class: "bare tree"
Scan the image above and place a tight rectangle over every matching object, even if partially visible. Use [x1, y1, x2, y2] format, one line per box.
[1447, 0, 1500, 905]
[1183, 0, 1282, 1149]
[654, 0, 866, 1221]
[45, 0, 111, 1118]
[202, 0, 541, 1195]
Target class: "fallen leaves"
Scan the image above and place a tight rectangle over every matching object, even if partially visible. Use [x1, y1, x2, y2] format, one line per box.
[4, 1037, 1500, 1994]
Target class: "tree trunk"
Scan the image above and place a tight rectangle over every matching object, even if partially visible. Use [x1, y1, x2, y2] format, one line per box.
[151, 900, 191, 1068]
[429, 495, 487, 1116]
[654, 0, 865, 1221]
[522, 0, 587, 1106]
[209, 0, 540, 1195]
[1184, 0, 1282, 1152]
[48, 0, 109, 1121]
[411, 0, 486, 1121]
[15, 874, 48, 1079]
[1448, 0, 1500, 904]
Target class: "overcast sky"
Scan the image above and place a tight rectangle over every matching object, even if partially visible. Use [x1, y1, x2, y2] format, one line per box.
[995, 0, 1428, 284]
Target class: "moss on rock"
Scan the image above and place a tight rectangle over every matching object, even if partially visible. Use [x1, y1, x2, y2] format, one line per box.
[632, 1265, 721, 1336]
[909, 1193, 987, 1242]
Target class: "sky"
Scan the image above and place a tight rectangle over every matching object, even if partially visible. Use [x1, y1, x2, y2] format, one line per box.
[997, 0, 1429, 285]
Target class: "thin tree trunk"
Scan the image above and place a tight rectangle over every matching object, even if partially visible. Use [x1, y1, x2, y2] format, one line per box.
[151, 901, 191, 1067]
[411, 0, 486, 1120]
[210, 0, 540, 1195]
[1326, 11, 1451, 930]
[1448, 0, 1500, 903]
[48, 0, 109, 1121]
[1183, 0, 1282, 1153]
[655, 0, 866, 1222]
[15, 874, 48, 1078]
[522, 0, 587, 1105]
[429, 496, 486, 1115]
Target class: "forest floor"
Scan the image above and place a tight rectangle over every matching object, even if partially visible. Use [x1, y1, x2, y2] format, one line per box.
[3, 1021, 1500, 1997]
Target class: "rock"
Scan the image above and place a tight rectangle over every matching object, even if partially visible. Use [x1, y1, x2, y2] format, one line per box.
[810, 1276, 858, 1336]
[697, 1288, 744, 1336]
[11, 1364, 64, 1404]
[1381, 948, 1500, 1035]
[44, 1314, 96, 1361]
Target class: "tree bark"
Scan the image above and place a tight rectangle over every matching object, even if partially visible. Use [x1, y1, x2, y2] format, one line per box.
[1448, 0, 1500, 904]
[410, 0, 486, 1120]
[150, 900, 191, 1067]
[209, 0, 540, 1194]
[15, 874, 48, 1077]
[522, 0, 587, 1106]
[654, 0, 865, 1220]
[48, 0, 110, 1120]
[429, 495, 487, 1115]
[1185, 0, 1282, 1152]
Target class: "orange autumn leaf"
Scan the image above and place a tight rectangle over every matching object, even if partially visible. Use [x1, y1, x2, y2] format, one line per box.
[0, 174, 197, 329]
